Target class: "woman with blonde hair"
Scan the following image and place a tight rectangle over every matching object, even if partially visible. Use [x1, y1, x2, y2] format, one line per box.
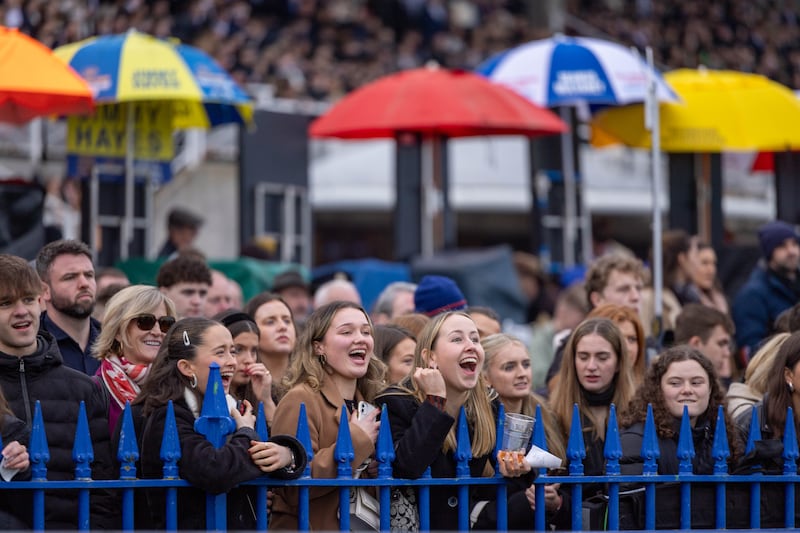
[587, 304, 646, 384]
[92, 284, 177, 433]
[727, 333, 790, 419]
[270, 301, 385, 531]
[481, 333, 568, 526]
[551, 318, 636, 484]
[377, 312, 531, 530]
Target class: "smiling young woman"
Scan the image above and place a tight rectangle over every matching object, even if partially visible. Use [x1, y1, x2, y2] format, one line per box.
[135, 317, 306, 530]
[376, 312, 533, 530]
[269, 302, 385, 531]
[617, 345, 742, 529]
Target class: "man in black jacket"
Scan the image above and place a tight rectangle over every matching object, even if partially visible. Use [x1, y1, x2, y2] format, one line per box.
[0, 254, 118, 529]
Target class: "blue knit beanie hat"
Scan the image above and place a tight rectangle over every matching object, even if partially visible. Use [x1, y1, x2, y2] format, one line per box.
[758, 220, 799, 260]
[414, 275, 467, 317]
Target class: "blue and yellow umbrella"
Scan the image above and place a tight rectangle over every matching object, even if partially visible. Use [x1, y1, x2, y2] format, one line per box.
[54, 29, 253, 128]
[54, 30, 254, 259]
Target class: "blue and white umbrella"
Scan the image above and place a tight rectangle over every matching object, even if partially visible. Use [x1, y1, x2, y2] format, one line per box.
[476, 34, 678, 107]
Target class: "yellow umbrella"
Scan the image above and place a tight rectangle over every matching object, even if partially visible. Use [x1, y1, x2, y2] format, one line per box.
[592, 68, 800, 152]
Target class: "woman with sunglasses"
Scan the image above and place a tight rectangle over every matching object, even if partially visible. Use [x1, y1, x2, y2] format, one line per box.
[92, 285, 177, 434]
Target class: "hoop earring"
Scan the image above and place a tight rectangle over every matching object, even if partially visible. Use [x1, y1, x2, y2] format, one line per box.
[318, 354, 327, 366]
[789, 381, 795, 393]
[190, 374, 198, 389]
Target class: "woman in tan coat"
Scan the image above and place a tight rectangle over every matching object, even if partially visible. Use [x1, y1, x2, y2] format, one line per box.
[270, 301, 385, 530]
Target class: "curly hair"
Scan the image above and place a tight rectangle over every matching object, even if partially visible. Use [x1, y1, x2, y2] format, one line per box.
[282, 301, 386, 402]
[620, 345, 742, 458]
[551, 318, 636, 440]
[155, 255, 212, 288]
[584, 254, 644, 308]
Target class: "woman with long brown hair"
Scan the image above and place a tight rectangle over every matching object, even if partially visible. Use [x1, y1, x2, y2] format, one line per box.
[270, 301, 385, 531]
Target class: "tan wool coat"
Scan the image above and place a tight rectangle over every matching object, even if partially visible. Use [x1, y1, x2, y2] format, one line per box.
[269, 377, 375, 531]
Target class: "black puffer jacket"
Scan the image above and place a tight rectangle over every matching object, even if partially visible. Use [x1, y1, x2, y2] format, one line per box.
[0, 332, 118, 529]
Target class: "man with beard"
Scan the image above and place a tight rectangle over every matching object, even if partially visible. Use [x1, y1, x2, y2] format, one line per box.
[35, 239, 101, 375]
[733, 220, 800, 359]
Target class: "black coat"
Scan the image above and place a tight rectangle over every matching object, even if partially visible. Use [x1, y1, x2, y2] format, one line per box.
[138, 397, 306, 530]
[619, 418, 756, 529]
[377, 389, 535, 531]
[0, 332, 118, 529]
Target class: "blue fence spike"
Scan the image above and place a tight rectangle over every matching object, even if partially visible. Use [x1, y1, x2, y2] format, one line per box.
[677, 405, 695, 474]
[30, 400, 49, 481]
[255, 402, 269, 441]
[567, 403, 586, 475]
[783, 406, 799, 473]
[532, 404, 547, 451]
[295, 403, 312, 531]
[375, 404, 395, 479]
[194, 362, 236, 448]
[641, 404, 660, 475]
[711, 405, 730, 474]
[334, 405, 355, 475]
[117, 402, 139, 480]
[455, 406, 472, 477]
[746, 403, 762, 455]
[72, 401, 94, 480]
[160, 400, 182, 479]
[295, 403, 313, 475]
[604, 403, 621, 475]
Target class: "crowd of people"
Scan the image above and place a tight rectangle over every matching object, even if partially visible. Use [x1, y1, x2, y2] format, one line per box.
[6, 0, 799, 102]
[0, 208, 800, 529]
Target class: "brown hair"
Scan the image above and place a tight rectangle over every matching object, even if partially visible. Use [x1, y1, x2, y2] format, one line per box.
[674, 303, 734, 344]
[35, 239, 92, 283]
[620, 345, 742, 459]
[584, 254, 644, 308]
[551, 318, 636, 439]
[389, 312, 430, 338]
[0, 254, 42, 301]
[282, 301, 386, 402]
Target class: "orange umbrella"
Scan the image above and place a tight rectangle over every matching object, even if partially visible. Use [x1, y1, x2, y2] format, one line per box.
[0, 27, 93, 124]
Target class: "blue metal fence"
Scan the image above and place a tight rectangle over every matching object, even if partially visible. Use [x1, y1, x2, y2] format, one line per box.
[2, 362, 800, 531]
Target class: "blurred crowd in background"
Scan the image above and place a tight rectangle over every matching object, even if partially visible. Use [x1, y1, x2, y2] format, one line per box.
[3, 0, 799, 101]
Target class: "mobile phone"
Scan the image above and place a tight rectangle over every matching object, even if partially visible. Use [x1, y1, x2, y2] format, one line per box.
[357, 401, 377, 420]
[236, 399, 247, 416]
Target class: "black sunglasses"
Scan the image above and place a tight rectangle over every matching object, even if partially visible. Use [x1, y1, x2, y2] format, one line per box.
[133, 314, 176, 333]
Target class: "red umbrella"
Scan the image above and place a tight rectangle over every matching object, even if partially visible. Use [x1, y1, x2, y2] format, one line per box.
[309, 66, 568, 139]
[309, 65, 567, 259]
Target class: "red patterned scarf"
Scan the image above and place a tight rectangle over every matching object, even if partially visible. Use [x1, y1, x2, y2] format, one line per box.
[99, 354, 150, 408]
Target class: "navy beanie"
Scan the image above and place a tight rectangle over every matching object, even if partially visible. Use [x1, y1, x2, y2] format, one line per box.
[758, 221, 799, 260]
[414, 275, 467, 317]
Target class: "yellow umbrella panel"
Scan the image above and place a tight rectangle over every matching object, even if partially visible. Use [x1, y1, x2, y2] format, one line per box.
[592, 69, 800, 152]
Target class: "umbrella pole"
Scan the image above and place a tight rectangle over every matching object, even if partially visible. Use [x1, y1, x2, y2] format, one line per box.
[559, 106, 577, 268]
[122, 102, 134, 260]
[421, 138, 435, 258]
[646, 47, 664, 350]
